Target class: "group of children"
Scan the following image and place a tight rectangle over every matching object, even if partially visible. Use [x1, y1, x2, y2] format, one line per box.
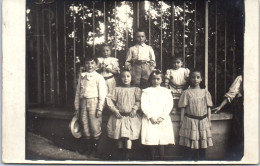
[74, 29, 213, 160]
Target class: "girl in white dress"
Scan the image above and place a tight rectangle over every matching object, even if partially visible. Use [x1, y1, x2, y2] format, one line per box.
[141, 69, 175, 160]
[106, 70, 142, 160]
[165, 56, 190, 114]
[97, 44, 120, 95]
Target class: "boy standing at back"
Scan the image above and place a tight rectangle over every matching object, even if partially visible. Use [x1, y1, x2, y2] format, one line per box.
[125, 29, 156, 89]
[74, 57, 107, 156]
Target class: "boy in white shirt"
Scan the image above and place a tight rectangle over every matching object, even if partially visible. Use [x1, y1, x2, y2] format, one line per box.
[125, 29, 156, 88]
[74, 57, 107, 156]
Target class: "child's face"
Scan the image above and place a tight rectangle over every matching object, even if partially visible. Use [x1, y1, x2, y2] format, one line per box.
[190, 72, 202, 87]
[85, 60, 97, 73]
[136, 32, 146, 44]
[102, 46, 111, 57]
[151, 74, 162, 87]
[121, 71, 131, 86]
[173, 59, 183, 69]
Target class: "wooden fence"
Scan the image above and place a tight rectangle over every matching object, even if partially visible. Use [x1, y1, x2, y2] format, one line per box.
[26, 0, 244, 106]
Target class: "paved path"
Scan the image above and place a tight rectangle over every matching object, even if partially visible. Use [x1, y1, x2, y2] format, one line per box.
[26, 132, 98, 160]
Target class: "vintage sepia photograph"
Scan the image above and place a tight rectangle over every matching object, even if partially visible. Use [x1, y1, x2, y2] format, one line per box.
[24, 0, 248, 163]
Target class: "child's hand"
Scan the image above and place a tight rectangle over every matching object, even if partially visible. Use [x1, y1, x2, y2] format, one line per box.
[113, 110, 122, 119]
[212, 106, 221, 114]
[130, 109, 137, 118]
[96, 110, 102, 118]
[150, 117, 158, 124]
[157, 117, 164, 123]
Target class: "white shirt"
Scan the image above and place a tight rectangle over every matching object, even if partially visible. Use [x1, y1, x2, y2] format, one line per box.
[125, 43, 156, 66]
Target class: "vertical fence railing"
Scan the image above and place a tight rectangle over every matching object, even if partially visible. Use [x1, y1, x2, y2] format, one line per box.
[193, 0, 197, 68]
[125, 1, 129, 51]
[36, 5, 42, 103]
[214, 1, 218, 104]
[92, 1, 96, 56]
[171, 1, 174, 57]
[27, 0, 242, 106]
[104, 1, 107, 43]
[41, 5, 46, 104]
[48, 4, 54, 104]
[72, 3, 76, 92]
[114, 1, 117, 57]
[204, 0, 209, 89]
[183, 1, 186, 66]
[82, 2, 86, 61]
[160, 1, 163, 71]
[55, 1, 60, 104]
[224, 0, 227, 92]
[63, 1, 68, 104]
[148, 1, 151, 45]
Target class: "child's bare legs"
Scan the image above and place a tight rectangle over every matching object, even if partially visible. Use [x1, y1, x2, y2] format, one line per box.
[117, 139, 124, 160]
[125, 139, 132, 160]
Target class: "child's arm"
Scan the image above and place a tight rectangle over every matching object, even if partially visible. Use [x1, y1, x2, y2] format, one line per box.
[125, 48, 133, 70]
[180, 108, 185, 126]
[141, 90, 157, 124]
[207, 107, 212, 128]
[130, 88, 141, 118]
[96, 76, 108, 118]
[74, 75, 81, 115]
[149, 46, 156, 67]
[106, 91, 122, 119]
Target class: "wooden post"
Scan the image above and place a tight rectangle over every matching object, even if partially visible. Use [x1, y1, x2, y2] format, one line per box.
[183, 1, 186, 66]
[194, 0, 197, 68]
[205, 0, 209, 89]
[93, 1, 96, 56]
[63, 1, 68, 104]
[171, 1, 175, 57]
[160, 1, 163, 71]
[214, 0, 218, 103]
[36, 5, 42, 104]
[55, 1, 60, 104]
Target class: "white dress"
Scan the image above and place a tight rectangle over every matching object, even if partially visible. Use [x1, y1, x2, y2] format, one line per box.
[141, 86, 175, 145]
[165, 68, 190, 99]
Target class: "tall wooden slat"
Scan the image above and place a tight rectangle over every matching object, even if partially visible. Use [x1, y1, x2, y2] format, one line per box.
[114, 1, 117, 57]
[214, 1, 218, 103]
[160, 1, 163, 71]
[205, 0, 209, 89]
[183, 1, 186, 66]
[148, 1, 151, 45]
[82, 2, 86, 60]
[93, 1, 96, 56]
[171, 1, 175, 57]
[42, 5, 46, 104]
[125, 1, 129, 50]
[193, 0, 197, 68]
[48, 5, 54, 104]
[137, 1, 140, 29]
[55, 1, 60, 104]
[224, 0, 227, 92]
[64, 1, 68, 103]
[104, 1, 107, 43]
[232, 28, 236, 80]
[73, 3, 76, 92]
[36, 5, 42, 103]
